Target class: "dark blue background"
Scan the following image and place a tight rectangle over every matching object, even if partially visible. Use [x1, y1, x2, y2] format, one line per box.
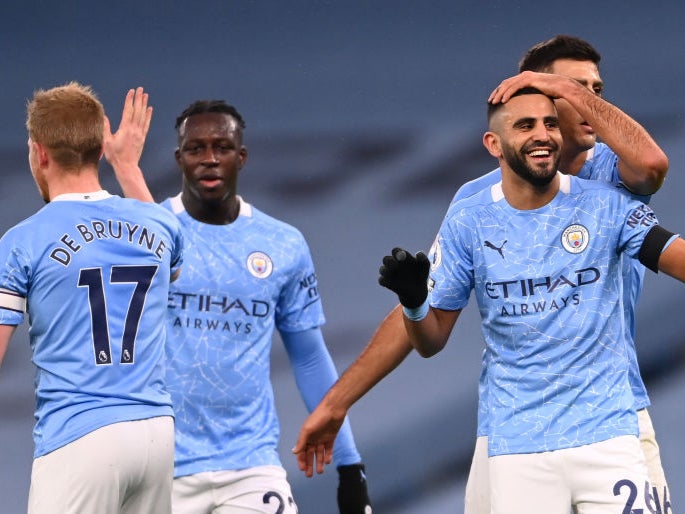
[0, 2, 683, 512]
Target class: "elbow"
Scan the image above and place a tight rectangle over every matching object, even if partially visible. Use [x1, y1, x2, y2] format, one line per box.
[415, 347, 440, 358]
[642, 152, 670, 194]
[411, 340, 445, 358]
[625, 151, 669, 196]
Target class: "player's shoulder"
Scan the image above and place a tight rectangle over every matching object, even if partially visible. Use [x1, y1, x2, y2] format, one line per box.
[591, 142, 615, 160]
[452, 167, 502, 204]
[245, 201, 307, 241]
[569, 173, 619, 194]
[117, 196, 181, 229]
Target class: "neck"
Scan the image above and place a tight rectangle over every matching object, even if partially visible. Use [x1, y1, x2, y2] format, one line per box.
[500, 167, 560, 210]
[46, 165, 103, 200]
[182, 192, 240, 225]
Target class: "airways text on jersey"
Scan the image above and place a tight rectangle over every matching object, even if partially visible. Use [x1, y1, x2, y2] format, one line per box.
[49, 220, 169, 266]
[169, 291, 271, 335]
[486, 267, 599, 316]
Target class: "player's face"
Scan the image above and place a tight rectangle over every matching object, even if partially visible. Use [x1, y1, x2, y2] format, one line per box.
[549, 58, 604, 153]
[175, 113, 247, 206]
[498, 94, 562, 187]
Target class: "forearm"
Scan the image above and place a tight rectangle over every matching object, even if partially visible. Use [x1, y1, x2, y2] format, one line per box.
[322, 305, 413, 415]
[562, 82, 668, 194]
[403, 305, 458, 358]
[0, 324, 17, 367]
[112, 163, 155, 202]
[111, 162, 155, 202]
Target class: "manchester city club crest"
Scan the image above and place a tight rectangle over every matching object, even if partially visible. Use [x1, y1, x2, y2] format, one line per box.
[561, 224, 590, 254]
[247, 251, 273, 278]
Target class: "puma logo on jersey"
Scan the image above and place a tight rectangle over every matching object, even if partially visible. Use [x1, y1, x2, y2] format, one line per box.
[484, 240, 507, 258]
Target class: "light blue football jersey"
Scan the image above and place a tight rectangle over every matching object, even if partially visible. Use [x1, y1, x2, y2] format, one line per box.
[450, 143, 651, 439]
[429, 173, 659, 456]
[162, 195, 330, 477]
[0, 191, 183, 458]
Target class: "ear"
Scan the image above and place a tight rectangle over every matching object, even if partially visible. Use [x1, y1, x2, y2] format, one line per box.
[483, 131, 503, 159]
[33, 141, 51, 167]
[238, 146, 248, 169]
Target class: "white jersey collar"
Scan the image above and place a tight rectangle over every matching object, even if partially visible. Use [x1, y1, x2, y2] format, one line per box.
[491, 171, 570, 202]
[170, 193, 252, 217]
[51, 190, 112, 202]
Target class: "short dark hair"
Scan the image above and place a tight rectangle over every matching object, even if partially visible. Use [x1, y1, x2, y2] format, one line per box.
[175, 100, 246, 131]
[487, 87, 547, 123]
[518, 35, 601, 73]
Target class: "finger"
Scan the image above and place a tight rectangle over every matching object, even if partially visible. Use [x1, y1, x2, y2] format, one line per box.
[102, 115, 112, 139]
[142, 106, 153, 136]
[132, 87, 147, 126]
[394, 249, 407, 262]
[121, 88, 135, 123]
[324, 442, 334, 464]
[314, 444, 325, 474]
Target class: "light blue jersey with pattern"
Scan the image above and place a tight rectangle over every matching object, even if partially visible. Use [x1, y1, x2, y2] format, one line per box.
[163, 195, 359, 478]
[0, 191, 183, 458]
[452, 144, 651, 438]
[430, 173, 659, 456]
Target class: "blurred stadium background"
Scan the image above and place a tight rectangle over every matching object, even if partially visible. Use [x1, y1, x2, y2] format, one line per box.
[0, 2, 683, 512]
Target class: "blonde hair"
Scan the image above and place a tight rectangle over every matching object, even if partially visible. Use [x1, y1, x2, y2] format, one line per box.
[26, 81, 104, 170]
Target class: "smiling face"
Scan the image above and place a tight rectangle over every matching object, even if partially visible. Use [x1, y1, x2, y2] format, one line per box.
[485, 93, 562, 188]
[175, 112, 247, 219]
[549, 58, 604, 153]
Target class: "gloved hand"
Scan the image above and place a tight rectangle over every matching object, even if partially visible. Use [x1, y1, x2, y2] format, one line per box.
[378, 247, 430, 308]
[337, 463, 373, 514]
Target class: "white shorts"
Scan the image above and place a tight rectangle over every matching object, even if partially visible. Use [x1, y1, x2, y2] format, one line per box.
[490, 435, 652, 514]
[172, 465, 298, 514]
[465, 408, 672, 514]
[28, 416, 174, 514]
[637, 408, 672, 511]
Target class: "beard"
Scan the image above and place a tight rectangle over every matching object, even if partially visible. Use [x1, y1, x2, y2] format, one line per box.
[502, 142, 560, 188]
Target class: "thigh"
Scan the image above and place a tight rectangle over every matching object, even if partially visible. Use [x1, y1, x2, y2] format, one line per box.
[637, 408, 672, 511]
[213, 466, 298, 514]
[29, 417, 173, 514]
[172, 472, 215, 514]
[464, 436, 490, 514]
[571, 436, 651, 514]
[29, 437, 118, 514]
[490, 450, 571, 514]
[121, 416, 175, 514]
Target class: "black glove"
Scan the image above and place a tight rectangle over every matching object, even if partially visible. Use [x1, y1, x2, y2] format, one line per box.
[378, 247, 430, 308]
[337, 463, 373, 514]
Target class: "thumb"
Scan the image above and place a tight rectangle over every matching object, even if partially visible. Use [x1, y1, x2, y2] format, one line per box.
[103, 115, 113, 139]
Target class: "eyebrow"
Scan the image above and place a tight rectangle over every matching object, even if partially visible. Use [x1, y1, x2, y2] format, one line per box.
[574, 78, 604, 89]
[512, 115, 558, 128]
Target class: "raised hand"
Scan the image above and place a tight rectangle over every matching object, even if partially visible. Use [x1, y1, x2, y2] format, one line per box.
[378, 247, 429, 308]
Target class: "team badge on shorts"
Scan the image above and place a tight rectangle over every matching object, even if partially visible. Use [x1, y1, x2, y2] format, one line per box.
[561, 224, 590, 254]
[247, 252, 273, 278]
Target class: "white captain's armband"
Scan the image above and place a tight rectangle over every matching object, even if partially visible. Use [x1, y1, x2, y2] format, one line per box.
[0, 288, 26, 313]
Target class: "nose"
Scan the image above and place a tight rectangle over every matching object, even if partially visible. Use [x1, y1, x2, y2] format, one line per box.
[200, 148, 219, 165]
[531, 121, 551, 142]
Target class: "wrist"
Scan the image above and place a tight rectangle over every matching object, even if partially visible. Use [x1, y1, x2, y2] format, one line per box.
[402, 299, 429, 321]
